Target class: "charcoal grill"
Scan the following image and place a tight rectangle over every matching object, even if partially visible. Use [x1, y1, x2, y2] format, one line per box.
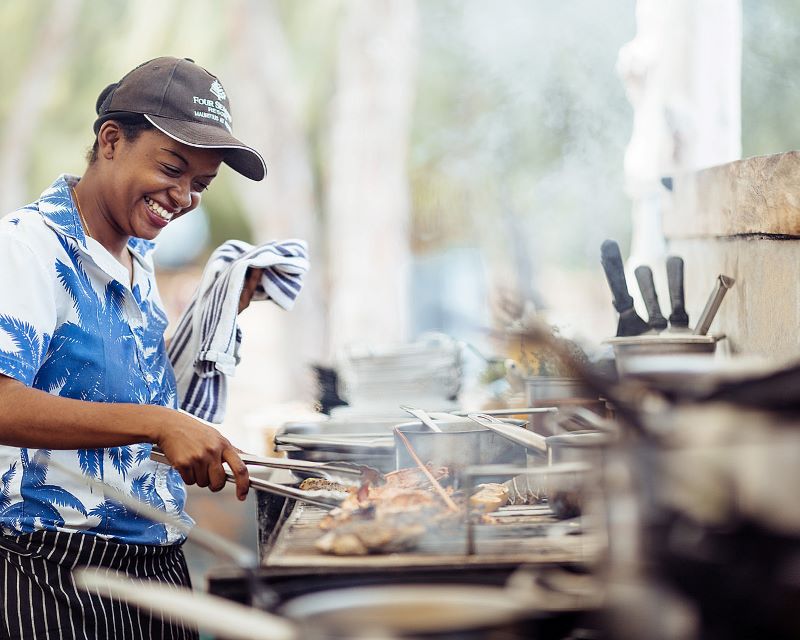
[208, 476, 603, 606]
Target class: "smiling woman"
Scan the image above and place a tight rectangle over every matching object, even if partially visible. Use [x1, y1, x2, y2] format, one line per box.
[0, 57, 266, 640]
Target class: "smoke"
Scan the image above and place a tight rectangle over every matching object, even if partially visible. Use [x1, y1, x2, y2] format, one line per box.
[414, 0, 637, 271]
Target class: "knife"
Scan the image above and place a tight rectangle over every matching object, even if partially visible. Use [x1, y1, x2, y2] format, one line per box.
[634, 265, 668, 332]
[666, 256, 690, 332]
[600, 240, 649, 337]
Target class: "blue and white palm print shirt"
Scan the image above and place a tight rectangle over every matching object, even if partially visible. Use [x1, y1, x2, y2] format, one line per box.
[0, 175, 189, 545]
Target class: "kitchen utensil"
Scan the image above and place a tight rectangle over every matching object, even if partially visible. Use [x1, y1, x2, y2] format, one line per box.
[148, 449, 343, 509]
[465, 413, 548, 453]
[693, 274, 735, 335]
[524, 377, 597, 404]
[274, 418, 402, 473]
[553, 405, 618, 435]
[236, 450, 380, 485]
[74, 570, 297, 640]
[666, 255, 690, 332]
[393, 418, 528, 479]
[606, 333, 720, 376]
[600, 239, 650, 337]
[394, 427, 460, 511]
[278, 584, 536, 639]
[446, 407, 558, 418]
[273, 433, 394, 454]
[634, 265, 668, 331]
[399, 404, 443, 432]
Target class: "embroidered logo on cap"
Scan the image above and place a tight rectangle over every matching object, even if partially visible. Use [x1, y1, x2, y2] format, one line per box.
[210, 80, 227, 101]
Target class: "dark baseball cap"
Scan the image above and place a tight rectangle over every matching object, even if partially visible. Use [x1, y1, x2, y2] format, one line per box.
[94, 57, 266, 181]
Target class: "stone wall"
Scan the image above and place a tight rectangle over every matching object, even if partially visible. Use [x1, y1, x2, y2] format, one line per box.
[663, 151, 800, 359]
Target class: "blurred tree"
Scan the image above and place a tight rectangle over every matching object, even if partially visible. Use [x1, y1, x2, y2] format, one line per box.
[325, 0, 418, 356]
[410, 0, 636, 299]
[0, 0, 82, 213]
[222, 0, 327, 403]
[742, 0, 800, 156]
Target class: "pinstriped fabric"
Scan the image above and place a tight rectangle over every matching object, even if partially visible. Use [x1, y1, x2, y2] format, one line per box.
[167, 239, 309, 423]
[0, 531, 197, 640]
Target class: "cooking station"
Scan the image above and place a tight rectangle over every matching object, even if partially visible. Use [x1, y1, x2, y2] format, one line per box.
[209, 471, 603, 595]
[205, 179, 800, 640]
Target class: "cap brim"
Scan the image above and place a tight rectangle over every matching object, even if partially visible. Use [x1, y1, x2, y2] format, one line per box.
[145, 114, 267, 181]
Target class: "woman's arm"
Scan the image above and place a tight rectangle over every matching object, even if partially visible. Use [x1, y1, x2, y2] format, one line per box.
[0, 375, 250, 500]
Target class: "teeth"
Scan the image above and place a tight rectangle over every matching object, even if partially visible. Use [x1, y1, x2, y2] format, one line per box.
[145, 196, 174, 222]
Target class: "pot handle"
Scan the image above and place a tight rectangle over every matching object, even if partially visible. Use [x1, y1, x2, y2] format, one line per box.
[553, 406, 617, 434]
[467, 413, 548, 453]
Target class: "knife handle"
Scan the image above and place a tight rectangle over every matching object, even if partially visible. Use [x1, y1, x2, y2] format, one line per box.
[634, 265, 668, 331]
[666, 256, 689, 328]
[600, 240, 634, 313]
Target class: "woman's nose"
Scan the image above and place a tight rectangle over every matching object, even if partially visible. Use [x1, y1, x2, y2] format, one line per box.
[169, 180, 192, 210]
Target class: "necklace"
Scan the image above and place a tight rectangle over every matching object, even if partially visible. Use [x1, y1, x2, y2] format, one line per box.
[71, 186, 92, 238]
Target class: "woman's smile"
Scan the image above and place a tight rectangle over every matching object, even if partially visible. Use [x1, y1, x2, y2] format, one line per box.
[144, 195, 177, 226]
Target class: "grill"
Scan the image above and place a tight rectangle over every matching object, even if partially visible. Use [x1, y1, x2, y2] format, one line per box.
[208, 486, 603, 609]
[264, 502, 600, 569]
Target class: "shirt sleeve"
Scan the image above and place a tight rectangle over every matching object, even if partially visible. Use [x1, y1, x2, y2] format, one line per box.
[0, 232, 57, 386]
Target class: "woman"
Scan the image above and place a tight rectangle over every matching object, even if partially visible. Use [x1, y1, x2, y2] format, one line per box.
[0, 57, 265, 639]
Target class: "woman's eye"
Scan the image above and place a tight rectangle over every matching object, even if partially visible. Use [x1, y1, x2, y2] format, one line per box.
[193, 182, 210, 193]
[161, 164, 181, 176]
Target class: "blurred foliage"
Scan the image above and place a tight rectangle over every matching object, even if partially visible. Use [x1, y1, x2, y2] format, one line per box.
[411, 0, 637, 272]
[741, 0, 800, 157]
[2, 0, 798, 273]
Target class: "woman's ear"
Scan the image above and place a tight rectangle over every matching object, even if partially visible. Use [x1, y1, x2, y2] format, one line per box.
[96, 121, 123, 160]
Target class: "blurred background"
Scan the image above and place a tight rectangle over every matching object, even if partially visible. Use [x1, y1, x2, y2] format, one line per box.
[3, 0, 800, 588]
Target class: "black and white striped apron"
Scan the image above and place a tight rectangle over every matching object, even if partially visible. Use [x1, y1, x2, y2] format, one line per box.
[0, 530, 198, 640]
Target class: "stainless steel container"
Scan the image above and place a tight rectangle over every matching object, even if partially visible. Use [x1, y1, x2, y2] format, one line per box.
[525, 377, 595, 403]
[394, 418, 527, 482]
[524, 377, 601, 435]
[606, 334, 719, 376]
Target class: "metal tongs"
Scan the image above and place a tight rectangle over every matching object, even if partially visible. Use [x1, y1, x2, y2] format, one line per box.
[236, 450, 381, 484]
[149, 448, 365, 510]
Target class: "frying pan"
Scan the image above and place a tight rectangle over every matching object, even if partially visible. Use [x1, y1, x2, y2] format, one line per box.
[75, 569, 569, 640]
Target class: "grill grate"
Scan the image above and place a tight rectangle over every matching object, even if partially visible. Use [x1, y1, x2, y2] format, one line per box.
[262, 501, 602, 569]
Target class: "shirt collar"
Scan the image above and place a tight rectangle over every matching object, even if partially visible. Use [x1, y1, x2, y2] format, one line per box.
[36, 174, 156, 260]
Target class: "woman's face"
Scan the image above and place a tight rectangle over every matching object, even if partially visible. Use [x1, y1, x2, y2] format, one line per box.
[100, 126, 224, 241]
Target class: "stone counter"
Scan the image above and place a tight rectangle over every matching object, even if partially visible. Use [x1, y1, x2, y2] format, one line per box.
[663, 151, 800, 358]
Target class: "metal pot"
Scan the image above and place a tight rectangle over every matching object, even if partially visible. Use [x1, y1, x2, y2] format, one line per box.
[524, 377, 602, 434]
[525, 376, 595, 404]
[466, 413, 614, 518]
[535, 430, 612, 519]
[605, 334, 720, 377]
[394, 418, 527, 483]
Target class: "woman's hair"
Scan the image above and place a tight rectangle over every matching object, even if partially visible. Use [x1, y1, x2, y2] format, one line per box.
[86, 113, 154, 164]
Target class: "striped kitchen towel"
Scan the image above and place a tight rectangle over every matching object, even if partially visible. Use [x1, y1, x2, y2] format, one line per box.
[167, 239, 309, 423]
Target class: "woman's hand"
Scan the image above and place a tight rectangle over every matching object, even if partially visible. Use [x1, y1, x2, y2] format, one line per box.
[238, 268, 263, 314]
[0, 376, 250, 500]
[153, 409, 250, 501]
